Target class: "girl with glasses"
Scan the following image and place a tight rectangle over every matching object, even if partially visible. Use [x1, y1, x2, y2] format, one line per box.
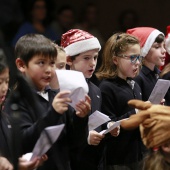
[96, 33, 144, 170]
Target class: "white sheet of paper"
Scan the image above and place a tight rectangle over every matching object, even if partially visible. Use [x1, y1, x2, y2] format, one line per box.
[148, 79, 170, 104]
[22, 153, 33, 161]
[88, 110, 111, 131]
[100, 118, 128, 135]
[56, 70, 89, 110]
[30, 124, 65, 161]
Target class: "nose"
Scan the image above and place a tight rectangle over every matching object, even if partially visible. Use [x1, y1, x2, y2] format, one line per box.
[162, 46, 166, 54]
[45, 65, 53, 73]
[90, 58, 97, 67]
[135, 57, 141, 65]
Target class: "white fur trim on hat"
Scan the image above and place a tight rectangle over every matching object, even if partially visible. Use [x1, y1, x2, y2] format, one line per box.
[141, 29, 164, 57]
[64, 37, 101, 56]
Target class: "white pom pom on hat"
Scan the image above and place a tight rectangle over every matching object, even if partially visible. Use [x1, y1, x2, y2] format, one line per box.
[61, 29, 101, 56]
[127, 27, 164, 57]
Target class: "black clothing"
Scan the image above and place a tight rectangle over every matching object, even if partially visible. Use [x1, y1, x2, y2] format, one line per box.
[161, 72, 170, 106]
[5, 85, 88, 170]
[134, 65, 160, 101]
[99, 77, 144, 165]
[71, 80, 104, 170]
[0, 113, 13, 163]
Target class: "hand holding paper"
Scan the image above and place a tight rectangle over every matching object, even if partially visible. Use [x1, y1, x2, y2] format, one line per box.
[88, 130, 104, 145]
[56, 70, 89, 110]
[75, 95, 91, 118]
[100, 118, 128, 135]
[88, 110, 111, 131]
[148, 79, 170, 104]
[29, 124, 65, 161]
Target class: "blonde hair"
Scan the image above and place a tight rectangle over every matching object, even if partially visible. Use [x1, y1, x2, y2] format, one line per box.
[56, 45, 65, 53]
[143, 149, 170, 170]
[96, 32, 140, 80]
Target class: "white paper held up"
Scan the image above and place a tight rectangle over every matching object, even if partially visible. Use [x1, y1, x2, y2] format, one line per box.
[148, 79, 170, 104]
[100, 118, 128, 135]
[30, 124, 65, 161]
[88, 110, 111, 131]
[56, 70, 89, 110]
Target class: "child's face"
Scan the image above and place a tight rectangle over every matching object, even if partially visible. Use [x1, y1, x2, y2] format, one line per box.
[145, 41, 166, 67]
[67, 49, 99, 78]
[0, 68, 9, 105]
[20, 55, 55, 91]
[114, 44, 141, 80]
[55, 51, 66, 70]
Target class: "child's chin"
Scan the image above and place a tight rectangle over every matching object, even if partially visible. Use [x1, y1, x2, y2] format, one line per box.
[85, 75, 92, 79]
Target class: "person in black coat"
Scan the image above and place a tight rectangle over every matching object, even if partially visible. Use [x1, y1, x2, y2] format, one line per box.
[5, 34, 91, 170]
[96, 33, 144, 170]
[0, 51, 48, 170]
[61, 29, 120, 170]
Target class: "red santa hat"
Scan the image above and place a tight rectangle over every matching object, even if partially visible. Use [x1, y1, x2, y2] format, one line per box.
[165, 25, 170, 55]
[61, 29, 101, 56]
[127, 27, 164, 57]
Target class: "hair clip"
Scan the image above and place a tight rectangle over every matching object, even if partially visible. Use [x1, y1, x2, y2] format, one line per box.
[116, 35, 121, 41]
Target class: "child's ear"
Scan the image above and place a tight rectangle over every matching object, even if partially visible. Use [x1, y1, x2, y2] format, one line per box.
[161, 143, 170, 153]
[66, 56, 73, 66]
[113, 56, 118, 65]
[15, 58, 26, 73]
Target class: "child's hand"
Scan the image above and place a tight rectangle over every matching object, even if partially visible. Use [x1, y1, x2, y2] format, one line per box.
[19, 154, 48, 170]
[52, 91, 72, 114]
[160, 98, 165, 105]
[110, 126, 120, 137]
[107, 122, 120, 137]
[88, 130, 105, 145]
[75, 94, 91, 118]
[0, 157, 13, 170]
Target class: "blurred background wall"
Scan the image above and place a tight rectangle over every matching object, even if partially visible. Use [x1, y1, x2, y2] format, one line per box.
[55, 0, 170, 40]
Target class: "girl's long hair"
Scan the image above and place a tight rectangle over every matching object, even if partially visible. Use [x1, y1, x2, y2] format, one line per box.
[96, 32, 139, 80]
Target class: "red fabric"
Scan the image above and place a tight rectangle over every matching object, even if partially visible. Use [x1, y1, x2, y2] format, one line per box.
[61, 29, 94, 48]
[160, 25, 170, 70]
[127, 27, 156, 47]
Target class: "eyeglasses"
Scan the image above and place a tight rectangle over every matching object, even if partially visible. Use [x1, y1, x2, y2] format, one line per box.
[119, 55, 143, 64]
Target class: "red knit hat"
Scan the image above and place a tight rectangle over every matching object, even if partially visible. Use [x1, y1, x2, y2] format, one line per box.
[127, 27, 164, 57]
[61, 29, 101, 56]
[165, 25, 170, 55]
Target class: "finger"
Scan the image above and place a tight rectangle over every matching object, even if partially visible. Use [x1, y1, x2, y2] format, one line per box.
[128, 99, 152, 110]
[56, 91, 71, 98]
[85, 95, 91, 104]
[57, 97, 72, 103]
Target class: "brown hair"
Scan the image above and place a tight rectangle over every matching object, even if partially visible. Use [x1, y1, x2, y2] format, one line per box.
[143, 149, 170, 170]
[96, 32, 140, 80]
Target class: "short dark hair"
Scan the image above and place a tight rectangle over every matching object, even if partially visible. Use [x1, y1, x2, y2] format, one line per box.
[155, 34, 165, 43]
[0, 50, 8, 74]
[15, 34, 57, 65]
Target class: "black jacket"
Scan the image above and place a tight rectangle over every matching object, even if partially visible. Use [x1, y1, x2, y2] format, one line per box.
[71, 80, 104, 170]
[99, 76, 144, 165]
[5, 85, 88, 170]
[134, 65, 160, 101]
